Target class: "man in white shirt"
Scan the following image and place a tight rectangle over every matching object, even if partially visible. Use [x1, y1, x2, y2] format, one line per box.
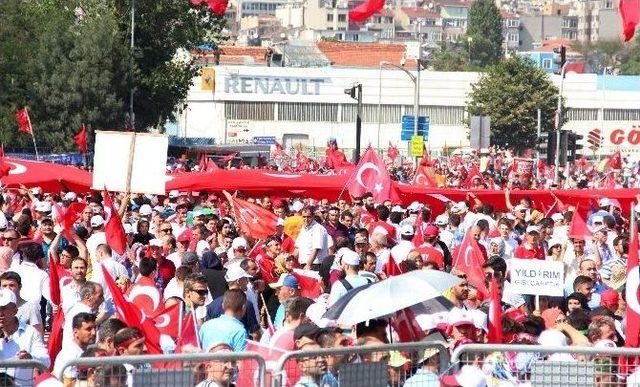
[61, 256, 89, 314]
[390, 224, 415, 263]
[2, 230, 21, 269]
[328, 249, 372, 306]
[14, 242, 50, 305]
[53, 312, 97, 383]
[0, 288, 49, 383]
[91, 244, 128, 291]
[85, 215, 106, 263]
[0, 272, 43, 338]
[295, 207, 331, 270]
[62, 281, 104, 346]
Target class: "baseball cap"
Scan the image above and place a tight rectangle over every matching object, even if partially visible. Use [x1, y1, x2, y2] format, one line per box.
[269, 273, 300, 289]
[290, 201, 304, 212]
[446, 308, 475, 328]
[35, 201, 52, 213]
[434, 214, 449, 226]
[181, 252, 199, 266]
[407, 201, 421, 213]
[423, 225, 439, 237]
[593, 226, 608, 234]
[276, 218, 285, 227]
[293, 322, 322, 341]
[547, 238, 562, 249]
[592, 215, 604, 224]
[63, 192, 77, 201]
[123, 223, 135, 235]
[341, 249, 360, 266]
[224, 265, 253, 282]
[30, 187, 42, 195]
[391, 205, 404, 213]
[400, 224, 414, 236]
[525, 225, 540, 234]
[149, 238, 163, 248]
[354, 235, 368, 245]
[551, 213, 564, 222]
[90, 215, 105, 228]
[232, 237, 248, 250]
[513, 204, 527, 212]
[168, 190, 180, 199]
[139, 204, 152, 216]
[0, 288, 16, 307]
[599, 198, 612, 207]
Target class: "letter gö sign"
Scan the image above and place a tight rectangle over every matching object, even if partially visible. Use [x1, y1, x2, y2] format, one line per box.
[224, 75, 328, 95]
[609, 126, 640, 146]
[508, 259, 564, 296]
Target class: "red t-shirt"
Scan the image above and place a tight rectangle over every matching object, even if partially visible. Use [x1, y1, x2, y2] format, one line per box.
[513, 244, 545, 260]
[368, 221, 396, 242]
[156, 258, 176, 289]
[415, 245, 445, 270]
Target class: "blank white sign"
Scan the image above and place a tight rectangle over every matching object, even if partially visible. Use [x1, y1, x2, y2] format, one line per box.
[92, 131, 168, 195]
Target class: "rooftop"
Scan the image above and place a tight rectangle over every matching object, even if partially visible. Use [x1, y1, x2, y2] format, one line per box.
[400, 7, 440, 19]
[316, 41, 416, 68]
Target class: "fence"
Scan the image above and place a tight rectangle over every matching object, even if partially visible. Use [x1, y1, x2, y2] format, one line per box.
[0, 359, 48, 386]
[450, 343, 640, 386]
[272, 341, 450, 387]
[59, 351, 265, 387]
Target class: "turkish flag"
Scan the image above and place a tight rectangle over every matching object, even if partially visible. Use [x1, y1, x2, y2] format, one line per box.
[101, 265, 163, 354]
[349, 0, 384, 22]
[608, 151, 622, 170]
[620, 0, 640, 41]
[452, 229, 488, 299]
[412, 213, 424, 248]
[487, 276, 503, 344]
[127, 276, 164, 318]
[150, 303, 181, 340]
[391, 308, 426, 342]
[347, 147, 399, 203]
[386, 142, 399, 162]
[47, 310, 65, 371]
[291, 269, 323, 299]
[413, 164, 437, 187]
[48, 254, 71, 308]
[175, 311, 200, 352]
[0, 157, 11, 179]
[384, 255, 403, 277]
[102, 188, 127, 256]
[621, 226, 640, 373]
[223, 190, 278, 240]
[257, 256, 278, 284]
[463, 166, 485, 188]
[52, 202, 83, 242]
[74, 124, 88, 155]
[15, 108, 33, 135]
[568, 207, 590, 239]
[325, 147, 351, 171]
[239, 340, 299, 387]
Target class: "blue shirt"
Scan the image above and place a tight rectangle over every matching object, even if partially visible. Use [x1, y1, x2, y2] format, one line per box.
[206, 295, 260, 334]
[199, 314, 248, 352]
[274, 304, 285, 328]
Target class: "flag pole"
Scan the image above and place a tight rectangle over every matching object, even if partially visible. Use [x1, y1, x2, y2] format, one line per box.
[25, 108, 39, 161]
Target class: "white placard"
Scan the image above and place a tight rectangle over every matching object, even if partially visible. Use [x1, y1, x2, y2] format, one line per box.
[92, 131, 168, 195]
[509, 258, 565, 297]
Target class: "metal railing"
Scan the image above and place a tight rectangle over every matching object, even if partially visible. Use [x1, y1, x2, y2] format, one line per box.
[451, 344, 640, 386]
[0, 359, 49, 386]
[272, 341, 450, 387]
[60, 351, 266, 387]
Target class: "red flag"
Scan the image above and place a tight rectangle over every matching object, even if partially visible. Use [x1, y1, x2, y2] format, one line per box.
[487, 276, 503, 344]
[391, 308, 426, 342]
[0, 157, 11, 179]
[568, 207, 590, 239]
[347, 147, 399, 203]
[413, 164, 437, 187]
[463, 166, 485, 188]
[386, 142, 399, 162]
[101, 265, 163, 354]
[384, 256, 403, 277]
[223, 190, 278, 240]
[239, 340, 291, 387]
[257, 257, 278, 284]
[291, 269, 323, 299]
[412, 214, 424, 248]
[15, 108, 33, 135]
[48, 255, 71, 308]
[47, 311, 65, 371]
[620, 0, 640, 41]
[175, 311, 200, 352]
[198, 153, 207, 171]
[207, 0, 229, 15]
[74, 124, 88, 155]
[622, 222, 640, 373]
[349, 0, 385, 22]
[102, 188, 127, 255]
[127, 276, 164, 317]
[151, 303, 181, 339]
[608, 151, 622, 170]
[452, 229, 488, 299]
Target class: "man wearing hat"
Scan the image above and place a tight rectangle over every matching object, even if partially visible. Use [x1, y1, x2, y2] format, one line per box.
[390, 224, 415, 263]
[513, 226, 544, 259]
[435, 214, 454, 250]
[85, 214, 107, 263]
[415, 225, 445, 270]
[270, 274, 301, 328]
[328, 249, 371, 306]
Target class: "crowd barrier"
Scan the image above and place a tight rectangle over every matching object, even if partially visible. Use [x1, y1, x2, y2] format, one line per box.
[0, 359, 48, 386]
[451, 343, 640, 386]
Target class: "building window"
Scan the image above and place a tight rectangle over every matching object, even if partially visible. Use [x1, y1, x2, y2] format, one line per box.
[508, 32, 518, 42]
[566, 108, 598, 121]
[542, 58, 552, 69]
[342, 104, 402, 123]
[225, 101, 275, 121]
[508, 19, 519, 28]
[327, 14, 333, 22]
[338, 14, 346, 22]
[604, 109, 640, 121]
[278, 102, 338, 122]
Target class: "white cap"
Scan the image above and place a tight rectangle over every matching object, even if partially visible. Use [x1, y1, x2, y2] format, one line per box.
[224, 265, 252, 282]
[592, 215, 604, 224]
[290, 201, 304, 212]
[153, 205, 165, 213]
[407, 201, 421, 212]
[400, 224, 414, 236]
[0, 288, 16, 307]
[538, 329, 567, 347]
[30, 187, 42, 195]
[526, 225, 540, 234]
[63, 192, 77, 201]
[90, 215, 105, 227]
[513, 204, 527, 212]
[435, 214, 449, 226]
[168, 190, 180, 199]
[341, 249, 360, 266]
[231, 237, 248, 250]
[391, 205, 404, 213]
[276, 218, 285, 227]
[123, 223, 135, 235]
[149, 238, 163, 247]
[599, 198, 612, 207]
[196, 240, 210, 257]
[551, 213, 564, 222]
[139, 204, 152, 216]
[192, 210, 203, 217]
[35, 201, 52, 213]
[456, 201, 468, 211]
[547, 238, 562, 248]
[505, 213, 516, 220]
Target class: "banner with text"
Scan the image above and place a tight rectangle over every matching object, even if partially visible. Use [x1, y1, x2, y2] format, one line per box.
[509, 258, 564, 296]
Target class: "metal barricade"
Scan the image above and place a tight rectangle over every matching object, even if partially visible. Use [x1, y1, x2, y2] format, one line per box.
[0, 359, 48, 386]
[272, 341, 450, 387]
[451, 343, 640, 386]
[60, 351, 266, 387]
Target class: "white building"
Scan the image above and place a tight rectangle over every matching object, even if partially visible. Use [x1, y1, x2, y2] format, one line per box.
[174, 65, 640, 156]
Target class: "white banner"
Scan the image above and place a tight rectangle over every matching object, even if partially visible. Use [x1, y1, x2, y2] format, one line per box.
[509, 258, 564, 296]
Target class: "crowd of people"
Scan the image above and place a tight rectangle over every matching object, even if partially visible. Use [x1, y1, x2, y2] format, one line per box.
[0, 153, 637, 386]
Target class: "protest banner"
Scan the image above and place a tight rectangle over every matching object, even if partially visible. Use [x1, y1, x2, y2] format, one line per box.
[92, 131, 168, 194]
[509, 258, 564, 297]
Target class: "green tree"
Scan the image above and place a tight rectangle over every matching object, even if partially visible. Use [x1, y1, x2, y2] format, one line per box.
[467, 56, 562, 150]
[430, 45, 468, 71]
[619, 38, 640, 75]
[465, 0, 503, 68]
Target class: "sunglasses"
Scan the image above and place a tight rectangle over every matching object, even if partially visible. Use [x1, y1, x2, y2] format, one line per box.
[3, 237, 16, 242]
[190, 289, 208, 296]
[161, 228, 172, 233]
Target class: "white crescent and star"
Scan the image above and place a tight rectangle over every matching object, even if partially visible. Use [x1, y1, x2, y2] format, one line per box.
[6, 162, 26, 175]
[356, 162, 382, 192]
[626, 266, 640, 315]
[127, 285, 161, 312]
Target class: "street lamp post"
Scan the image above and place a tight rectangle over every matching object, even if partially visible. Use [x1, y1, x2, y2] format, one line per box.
[554, 62, 569, 185]
[467, 36, 473, 64]
[345, 84, 363, 162]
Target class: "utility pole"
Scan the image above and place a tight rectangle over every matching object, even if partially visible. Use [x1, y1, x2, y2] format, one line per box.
[345, 84, 363, 162]
[129, 0, 136, 132]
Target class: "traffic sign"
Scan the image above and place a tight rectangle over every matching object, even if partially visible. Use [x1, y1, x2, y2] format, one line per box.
[252, 136, 276, 145]
[401, 115, 429, 141]
[410, 135, 424, 157]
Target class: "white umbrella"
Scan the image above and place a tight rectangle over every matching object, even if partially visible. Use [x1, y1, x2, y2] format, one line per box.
[323, 270, 461, 326]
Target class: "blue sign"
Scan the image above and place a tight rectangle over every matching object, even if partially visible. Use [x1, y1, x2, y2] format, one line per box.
[252, 136, 277, 145]
[401, 115, 429, 141]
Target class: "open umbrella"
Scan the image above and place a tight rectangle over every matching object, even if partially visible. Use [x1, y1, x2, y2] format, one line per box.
[323, 270, 461, 326]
